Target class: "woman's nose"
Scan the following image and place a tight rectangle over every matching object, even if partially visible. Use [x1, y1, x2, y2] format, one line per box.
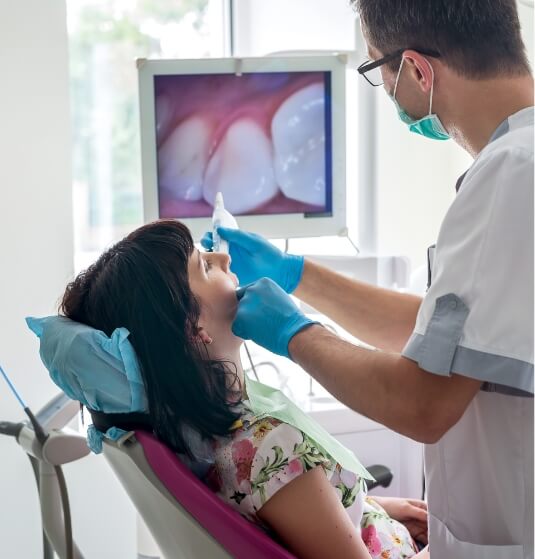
[217, 252, 231, 272]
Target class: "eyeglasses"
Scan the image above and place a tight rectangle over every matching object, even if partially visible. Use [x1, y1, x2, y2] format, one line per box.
[357, 48, 441, 87]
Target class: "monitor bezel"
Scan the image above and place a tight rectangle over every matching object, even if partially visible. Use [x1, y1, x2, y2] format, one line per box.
[138, 55, 347, 241]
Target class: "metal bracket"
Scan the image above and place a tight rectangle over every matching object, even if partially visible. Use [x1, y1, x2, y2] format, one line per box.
[234, 57, 243, 76]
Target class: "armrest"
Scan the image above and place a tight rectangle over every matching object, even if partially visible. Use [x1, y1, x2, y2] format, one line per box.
[365, 464, 393, 490]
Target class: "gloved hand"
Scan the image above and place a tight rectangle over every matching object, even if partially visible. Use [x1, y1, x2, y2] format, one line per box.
[201, 228, 304, 293]
[232, 277, 318, 358]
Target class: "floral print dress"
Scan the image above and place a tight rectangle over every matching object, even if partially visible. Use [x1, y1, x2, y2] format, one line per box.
[203, 402, 418, 558]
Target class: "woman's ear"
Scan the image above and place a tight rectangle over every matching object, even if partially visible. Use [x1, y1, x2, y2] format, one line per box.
[193, 326, 213, 345]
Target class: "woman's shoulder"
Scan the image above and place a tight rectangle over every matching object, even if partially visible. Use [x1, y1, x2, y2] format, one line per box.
[224, 405, 335, 473]
[212, 408, 335, 478]
[206, 407, 364, 520]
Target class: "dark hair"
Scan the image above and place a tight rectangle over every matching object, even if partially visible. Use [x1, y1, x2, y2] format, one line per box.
[353, 0, 531, 78]
[60, 220, 242, 457]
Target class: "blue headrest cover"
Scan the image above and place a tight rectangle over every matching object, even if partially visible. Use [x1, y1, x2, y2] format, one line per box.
[26, 316, 215, 469]
[26, 316, 148, 415]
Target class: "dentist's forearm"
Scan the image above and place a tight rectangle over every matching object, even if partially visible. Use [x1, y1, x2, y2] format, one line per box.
[288, 325, 481, 443]
[293, 259, 422, 352]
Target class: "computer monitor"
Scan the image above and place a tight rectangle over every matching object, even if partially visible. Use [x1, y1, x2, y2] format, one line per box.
[138, 55, 347, 240]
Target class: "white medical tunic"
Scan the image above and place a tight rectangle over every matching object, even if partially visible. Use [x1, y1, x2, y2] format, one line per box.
[402, 107, 534, 559]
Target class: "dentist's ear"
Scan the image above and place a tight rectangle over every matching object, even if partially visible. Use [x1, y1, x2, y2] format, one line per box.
[402, 50, 435, 93]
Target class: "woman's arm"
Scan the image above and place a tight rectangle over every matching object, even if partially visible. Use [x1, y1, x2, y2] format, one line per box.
[257, 466, 370, 559]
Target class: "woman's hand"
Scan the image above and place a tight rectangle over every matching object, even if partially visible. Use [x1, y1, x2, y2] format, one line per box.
[371, 496, 428, 545]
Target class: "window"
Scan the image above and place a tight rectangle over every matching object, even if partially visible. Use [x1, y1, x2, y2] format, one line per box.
[67, 0, 227, 271]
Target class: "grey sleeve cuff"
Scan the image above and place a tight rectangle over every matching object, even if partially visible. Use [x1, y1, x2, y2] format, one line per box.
[403, 293, 534, 396]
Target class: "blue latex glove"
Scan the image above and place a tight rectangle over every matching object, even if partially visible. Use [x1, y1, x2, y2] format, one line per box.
[201, 228, 304, 294]
[232, 278, 318, 358]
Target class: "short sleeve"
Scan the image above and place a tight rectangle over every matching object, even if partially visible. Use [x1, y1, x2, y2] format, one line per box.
[403, 145, 534, 395]
[248, 423, 335, 511]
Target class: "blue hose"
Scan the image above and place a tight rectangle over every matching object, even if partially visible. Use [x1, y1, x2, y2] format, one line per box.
[0, 363, 27, 409]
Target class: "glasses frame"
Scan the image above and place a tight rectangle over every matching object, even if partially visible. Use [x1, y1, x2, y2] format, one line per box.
[357, 48, 441, 86]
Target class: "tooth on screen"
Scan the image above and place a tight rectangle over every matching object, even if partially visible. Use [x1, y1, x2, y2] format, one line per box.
[203, 119, 278, 213]
[271, 83, 326, 206]
[155, 95, 172, 135]
[157, 115, 212, 201]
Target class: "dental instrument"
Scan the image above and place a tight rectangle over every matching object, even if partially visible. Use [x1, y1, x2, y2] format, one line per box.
[212, 191, 238, 254]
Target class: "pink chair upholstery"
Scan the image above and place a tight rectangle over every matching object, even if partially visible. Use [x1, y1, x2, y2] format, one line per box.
[135, 431, 297, 559]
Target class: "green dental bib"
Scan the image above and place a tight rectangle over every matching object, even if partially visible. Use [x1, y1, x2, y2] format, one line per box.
[245, 376, 374, 481]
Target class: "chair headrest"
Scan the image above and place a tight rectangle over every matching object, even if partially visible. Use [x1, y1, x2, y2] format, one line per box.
[26, 315, 148, 414]
[26, 315, 151, 452]
[25, 315, 215, 463]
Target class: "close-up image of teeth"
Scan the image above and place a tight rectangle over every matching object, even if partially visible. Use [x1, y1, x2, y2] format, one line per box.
[154, 71, 332, 218]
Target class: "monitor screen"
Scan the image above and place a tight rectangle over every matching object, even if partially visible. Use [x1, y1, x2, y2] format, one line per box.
[138, 56, 347, 240]
[154, 71, 332, 219]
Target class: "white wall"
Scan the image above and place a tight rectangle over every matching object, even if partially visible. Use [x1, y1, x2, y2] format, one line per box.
[0, 1, 73, 556]
[0, 2, 136, 557]
[233, 0, 357, 55]
[375, 97, 469, 268]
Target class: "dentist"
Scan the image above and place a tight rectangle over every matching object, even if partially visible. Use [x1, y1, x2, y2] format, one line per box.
[204, 1, 533, 557]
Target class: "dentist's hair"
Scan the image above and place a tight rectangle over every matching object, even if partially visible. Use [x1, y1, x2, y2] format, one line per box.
[353, 0, 531, 77]
[60, 219, 241, 457]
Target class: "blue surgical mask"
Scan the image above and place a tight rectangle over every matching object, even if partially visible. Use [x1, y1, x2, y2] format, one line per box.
[390, 57, 450, 141]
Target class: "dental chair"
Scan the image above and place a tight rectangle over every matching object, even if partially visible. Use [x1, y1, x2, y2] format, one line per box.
[89, 408, 295, 559]
[103, 431, 395, 559]
[94, 411, 393, 559]
[102, 429, 296, 559]
[102, 429, 393, 558]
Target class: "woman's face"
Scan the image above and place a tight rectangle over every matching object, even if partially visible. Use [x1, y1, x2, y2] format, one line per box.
[187, 248, 240, 340]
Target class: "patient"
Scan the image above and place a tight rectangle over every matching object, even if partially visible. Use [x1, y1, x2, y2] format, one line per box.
[60, 220, 429, 559]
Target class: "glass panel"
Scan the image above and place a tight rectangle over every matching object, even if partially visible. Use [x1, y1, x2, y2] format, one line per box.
[365, 64, 384, 86]
[67, 0, 226, 270]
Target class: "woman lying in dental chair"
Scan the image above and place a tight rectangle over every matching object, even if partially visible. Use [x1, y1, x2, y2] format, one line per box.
[57, 220, 429, 559]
